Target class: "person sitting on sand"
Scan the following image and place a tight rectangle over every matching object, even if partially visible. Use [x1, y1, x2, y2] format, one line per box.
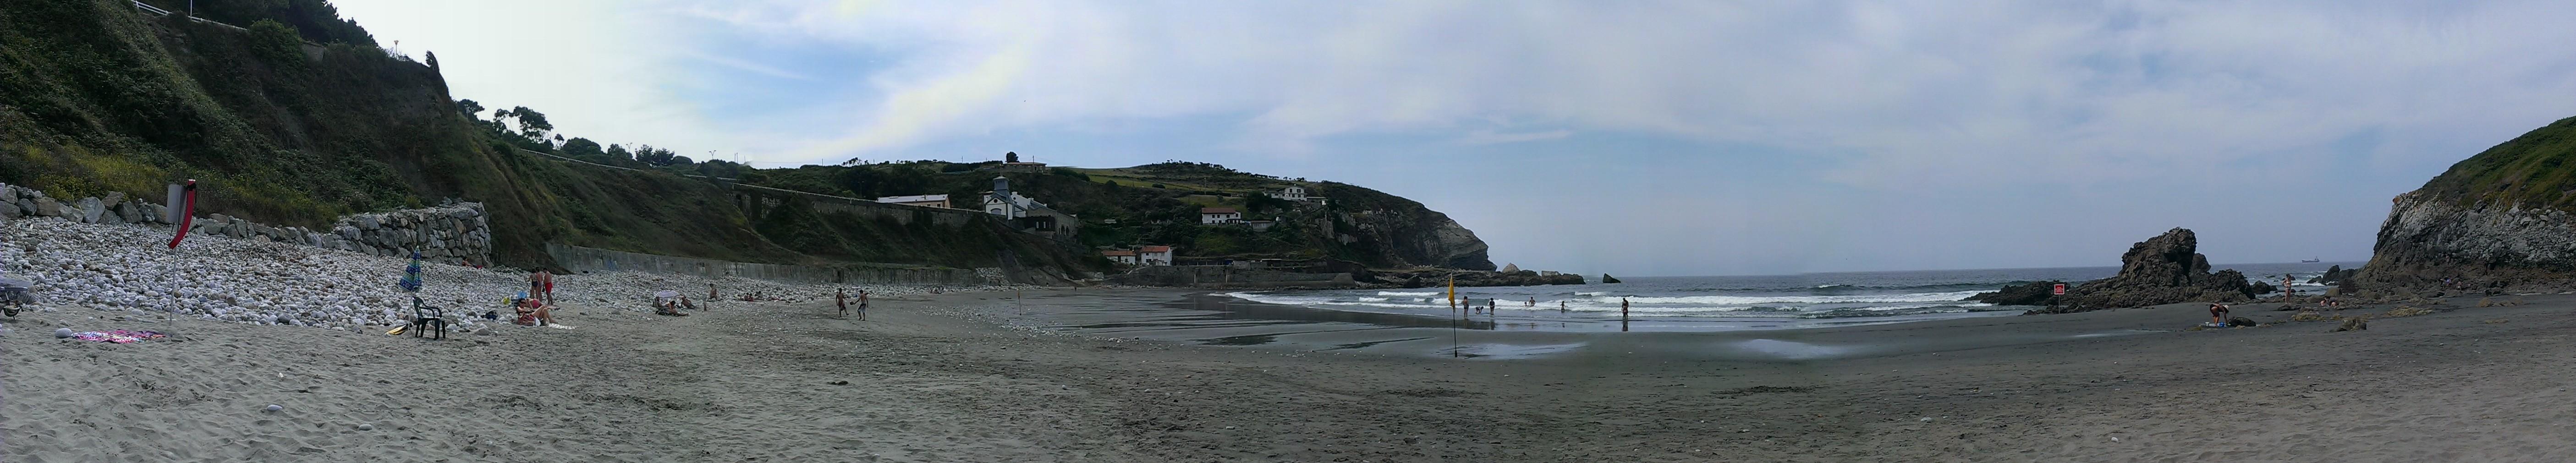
[515, 298, 555, 326]
[2208, 302, 2230, 325]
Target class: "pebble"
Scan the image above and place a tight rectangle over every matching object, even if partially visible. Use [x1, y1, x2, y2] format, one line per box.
[264, 404, 283, 412]
[357, 423, 374, 431]
[54, 327, 71, 338]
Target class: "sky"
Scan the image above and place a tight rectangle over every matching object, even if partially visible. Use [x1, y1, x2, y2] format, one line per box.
[332, 0, 2576, 277]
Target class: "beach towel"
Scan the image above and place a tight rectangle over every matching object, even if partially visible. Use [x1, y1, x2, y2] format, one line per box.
[71, 329, 167, 343]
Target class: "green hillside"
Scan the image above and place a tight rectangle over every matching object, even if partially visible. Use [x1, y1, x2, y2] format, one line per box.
[0, 0, 1095, 276]
[2414, 115, 2576, 209]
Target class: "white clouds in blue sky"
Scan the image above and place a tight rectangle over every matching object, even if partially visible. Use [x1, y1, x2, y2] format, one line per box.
[336, 0, 2576, 275]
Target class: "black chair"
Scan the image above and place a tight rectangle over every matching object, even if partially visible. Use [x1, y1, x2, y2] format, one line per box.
[409, 295, 446, 340]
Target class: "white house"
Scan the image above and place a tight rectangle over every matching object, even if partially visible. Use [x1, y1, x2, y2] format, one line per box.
[1199, 207, 1243, 224]
[1265, 186, 1309, 202]
[1101, 250, 1139, 265]
[1138, 245, 1174, 266]
[876, 194, 951, 209]
[983, 192, 1049, 218]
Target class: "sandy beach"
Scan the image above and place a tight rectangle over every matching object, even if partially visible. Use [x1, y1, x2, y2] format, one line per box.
[6, 285, 2574, 462]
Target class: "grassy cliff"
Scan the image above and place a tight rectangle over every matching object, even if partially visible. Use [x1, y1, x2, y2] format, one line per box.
[2412, 115, 2576, 209]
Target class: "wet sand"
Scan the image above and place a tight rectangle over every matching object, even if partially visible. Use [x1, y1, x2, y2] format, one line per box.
[10, 288, 2576, 462]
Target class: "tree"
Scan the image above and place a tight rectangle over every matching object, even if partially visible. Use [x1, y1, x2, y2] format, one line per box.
[507, 106, 551, 140]
[632, 145, 671, 165]
[560, 138, 604, 159]
[246, 20, 305, 64]
[455, 99, 483, 119]
[667, 155, 693, 166]
[424, 50, 439, 69]
[1005, 151, 1020, 163]
[604, 144, 632, 163]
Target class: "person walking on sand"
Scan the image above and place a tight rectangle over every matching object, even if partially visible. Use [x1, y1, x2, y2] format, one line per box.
[836, 289, 850, 318]
[857, 290, 871, 321]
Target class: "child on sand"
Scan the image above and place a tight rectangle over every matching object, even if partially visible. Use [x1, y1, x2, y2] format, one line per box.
[2208, 302, 2230, 325]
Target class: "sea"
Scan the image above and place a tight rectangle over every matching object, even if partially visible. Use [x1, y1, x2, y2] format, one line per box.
[1221, 261, 2364, 332]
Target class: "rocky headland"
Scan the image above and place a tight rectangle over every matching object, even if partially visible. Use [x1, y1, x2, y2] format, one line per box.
[1992, 228, 2260, 315]
[2351, 116, 2576, 294]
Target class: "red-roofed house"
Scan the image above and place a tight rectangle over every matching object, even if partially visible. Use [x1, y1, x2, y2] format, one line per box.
[1138, 245, 1175, 266]
[1101, 249, 1139, 265]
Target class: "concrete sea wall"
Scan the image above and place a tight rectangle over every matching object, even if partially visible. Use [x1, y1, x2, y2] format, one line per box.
[545, 244, 991, 285]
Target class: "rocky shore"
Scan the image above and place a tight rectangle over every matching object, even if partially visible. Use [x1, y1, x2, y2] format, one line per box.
[0, 215, 1020, 336]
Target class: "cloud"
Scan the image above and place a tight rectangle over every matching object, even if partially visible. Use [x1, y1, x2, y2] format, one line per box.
[1454, 129, 1574, 146]
[654, 1, 2576, 188]
[677, 50, 816, 81]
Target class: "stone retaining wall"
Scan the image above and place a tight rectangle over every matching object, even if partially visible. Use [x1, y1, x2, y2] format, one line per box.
[0, 184, 491, 264]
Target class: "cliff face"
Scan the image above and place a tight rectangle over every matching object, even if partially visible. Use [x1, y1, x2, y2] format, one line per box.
[2355, 191, 2576, 291]
[2355, 116, 2576, 292]
[1312, 182, 1496, 270]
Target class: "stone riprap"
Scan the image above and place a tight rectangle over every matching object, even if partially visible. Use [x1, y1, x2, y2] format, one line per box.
[0, 184, 491, 264]
[0, 218, 1026, 334]
[324, 203, 491, 264]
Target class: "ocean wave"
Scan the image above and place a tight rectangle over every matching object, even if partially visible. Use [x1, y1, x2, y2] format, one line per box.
[1574, 291, 1608, 296]
[1357, 297, 1390, 302]
[1377, 291, 1439, 296]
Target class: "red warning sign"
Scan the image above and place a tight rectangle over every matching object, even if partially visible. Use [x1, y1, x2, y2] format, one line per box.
[2052, 283, 2067, 295]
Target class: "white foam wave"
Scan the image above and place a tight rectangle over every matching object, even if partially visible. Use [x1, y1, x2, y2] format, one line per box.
[1600, 290, 1986, 305]
[1357, 297, 1390, 302]
[1377, 291, 1439, 296]
[1575, 291, 1607, 296]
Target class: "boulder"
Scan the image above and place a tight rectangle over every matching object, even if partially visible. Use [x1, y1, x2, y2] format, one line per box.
[1602, 274, 1622, 284]
[77, 197, 104, 223]
[1501, 263, 1520, 273]
[33, 197, 58, 217]
[2227, 316, 2257, 327]
[2333, 318, 2368, 332]
[2025, 228, 2261, 315]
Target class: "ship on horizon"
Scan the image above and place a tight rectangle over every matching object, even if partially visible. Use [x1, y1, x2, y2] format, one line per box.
[2300, 257, 2321, 263]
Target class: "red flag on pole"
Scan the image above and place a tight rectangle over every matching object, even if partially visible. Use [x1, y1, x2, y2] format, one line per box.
[167, 180, 197, 249]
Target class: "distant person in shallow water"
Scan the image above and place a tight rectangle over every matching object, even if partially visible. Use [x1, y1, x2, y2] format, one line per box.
[1488, 299, 1496, 315]
[1527, 297, 1535, 307]
[1559, 300, 1567, 313]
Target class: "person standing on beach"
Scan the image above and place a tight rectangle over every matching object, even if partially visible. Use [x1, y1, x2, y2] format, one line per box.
[709, 283, 719, 300]
[527, 270, 545, 304]
[1621, 298, 1630, 320]
[836, 289, 849, 318]
[858, 290, 870, 321]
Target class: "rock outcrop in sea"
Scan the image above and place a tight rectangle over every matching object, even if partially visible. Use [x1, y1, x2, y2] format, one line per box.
[1966, 281, 2066, 306]
[1601, 274, 1622, 284]
[2307, 265, 2360, 285]
[2021, 228, 2258, 315]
